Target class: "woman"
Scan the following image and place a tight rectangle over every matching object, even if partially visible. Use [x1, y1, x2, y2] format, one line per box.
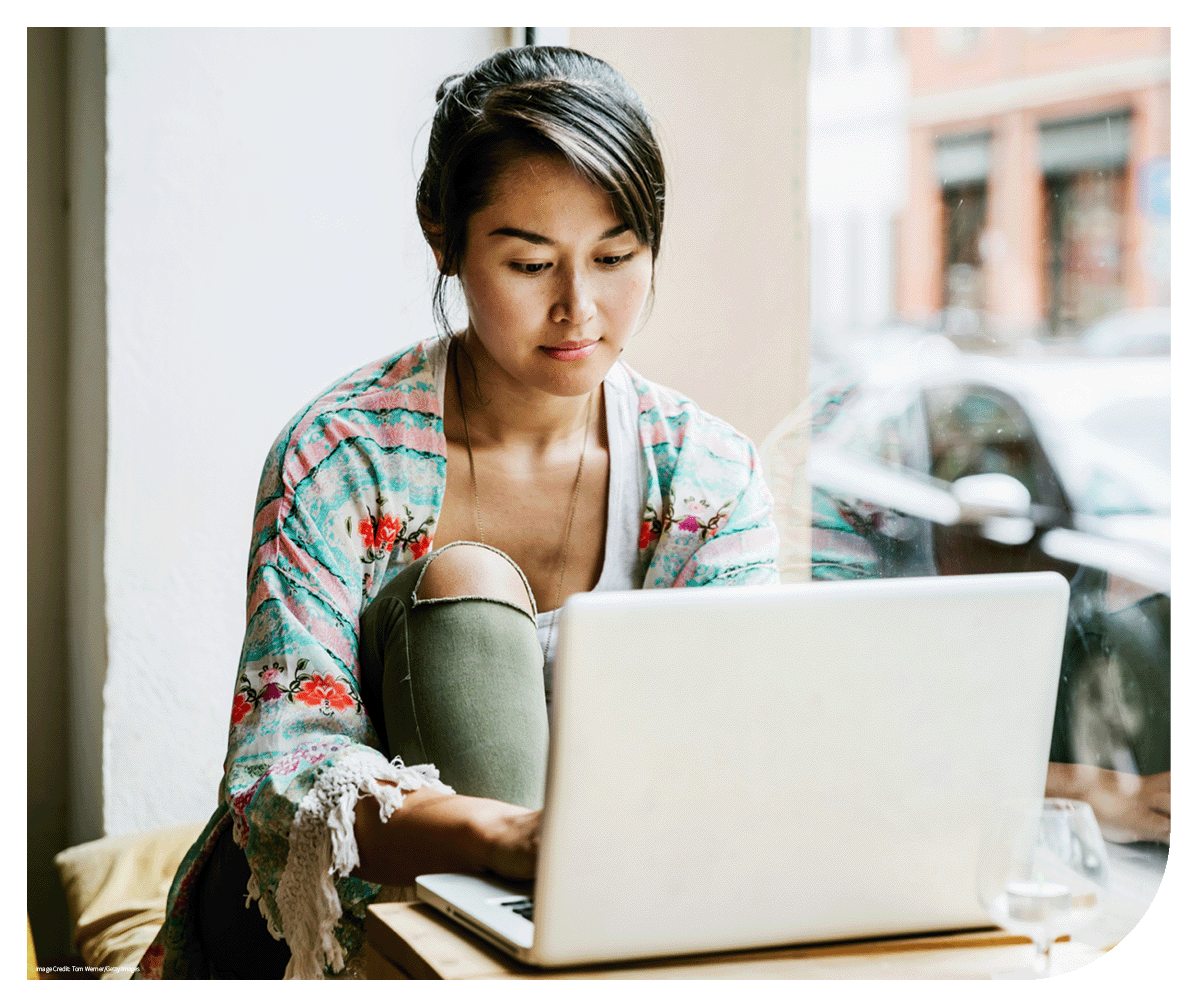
[140, 45, 778, 979]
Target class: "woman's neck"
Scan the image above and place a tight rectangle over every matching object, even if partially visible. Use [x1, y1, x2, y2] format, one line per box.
[448, 332, 597, 453]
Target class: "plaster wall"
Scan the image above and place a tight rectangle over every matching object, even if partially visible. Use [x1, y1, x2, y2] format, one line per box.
[101, 28, 504, 834]
[66, 27, 108, 846]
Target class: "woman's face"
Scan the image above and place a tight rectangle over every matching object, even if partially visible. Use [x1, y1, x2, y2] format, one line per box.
[454, 152, 653, 399]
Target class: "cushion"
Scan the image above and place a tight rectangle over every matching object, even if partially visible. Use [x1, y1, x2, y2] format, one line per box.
[54, 822, 206, 980]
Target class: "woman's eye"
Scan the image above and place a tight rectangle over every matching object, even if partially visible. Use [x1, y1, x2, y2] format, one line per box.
[598, 252, 636, 267]
[511, 262, 551, 275]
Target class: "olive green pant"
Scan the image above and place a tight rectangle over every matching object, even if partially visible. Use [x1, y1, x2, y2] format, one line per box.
[358, 541, 549, 810]
[197, 542, 547, 978]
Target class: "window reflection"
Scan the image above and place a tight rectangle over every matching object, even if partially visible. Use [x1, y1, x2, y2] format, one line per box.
[763, 26, 1171, 845]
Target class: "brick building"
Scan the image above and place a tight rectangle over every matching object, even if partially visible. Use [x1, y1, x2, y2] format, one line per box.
[896, 27, 1170, 342]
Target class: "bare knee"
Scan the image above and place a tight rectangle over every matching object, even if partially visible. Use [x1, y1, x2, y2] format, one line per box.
[415, 543, 535, 618]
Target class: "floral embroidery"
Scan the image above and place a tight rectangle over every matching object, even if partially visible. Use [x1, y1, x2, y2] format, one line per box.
[357, 519, 375, 548]
[640, 495, 733, 548]
[259, 665, 286, 702]
[375, 514, 402, 550]
[233, 658, 362, 722]
[295, 673, 355, 714]
[231, 693, 253, 726]
[348, 496, 434, 565]
[356, 512, 400, 559]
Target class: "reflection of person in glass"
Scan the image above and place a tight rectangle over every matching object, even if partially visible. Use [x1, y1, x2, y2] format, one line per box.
[810, 384, 1170, 848]
[1045, 765, 1168, 844]
[1047, 586, 1170, 844]
[138, 46, 778, 979]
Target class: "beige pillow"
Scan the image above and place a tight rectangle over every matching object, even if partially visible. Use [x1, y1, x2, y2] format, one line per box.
[54, 822, 206, 980]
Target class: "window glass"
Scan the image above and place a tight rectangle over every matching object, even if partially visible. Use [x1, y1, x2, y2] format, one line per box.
[923, 383, 1065, 512]
[788, 29, 1172, 794]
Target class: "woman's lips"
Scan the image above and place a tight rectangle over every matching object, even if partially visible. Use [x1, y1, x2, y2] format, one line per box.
[540, 340, 599, 362]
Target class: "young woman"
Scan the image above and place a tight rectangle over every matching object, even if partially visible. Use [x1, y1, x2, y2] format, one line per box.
[140, 45, 779, 979]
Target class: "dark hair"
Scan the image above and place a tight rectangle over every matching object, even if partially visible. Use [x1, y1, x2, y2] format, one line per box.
[416, 46, 666, 336]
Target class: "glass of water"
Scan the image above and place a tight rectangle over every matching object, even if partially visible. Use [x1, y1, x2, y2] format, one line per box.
[976, 798, 1110, 977]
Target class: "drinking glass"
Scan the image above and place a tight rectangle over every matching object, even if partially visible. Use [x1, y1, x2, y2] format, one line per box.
[976, 798, 1110, 977]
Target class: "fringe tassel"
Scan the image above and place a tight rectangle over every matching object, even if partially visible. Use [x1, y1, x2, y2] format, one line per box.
[274, 755, 452, 979]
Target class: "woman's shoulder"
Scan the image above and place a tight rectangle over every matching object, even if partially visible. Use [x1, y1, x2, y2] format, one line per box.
[284, 336, 442, 436]
[261, 336, 446, 495]
[621, 363, 760, 469]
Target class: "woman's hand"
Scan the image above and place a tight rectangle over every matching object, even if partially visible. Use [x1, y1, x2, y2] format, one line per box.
[1045, 763, 1170, 844]
[1103, 770, 1170, 844]
[352, 784, 542, 885]
[480, 807, 542, 881]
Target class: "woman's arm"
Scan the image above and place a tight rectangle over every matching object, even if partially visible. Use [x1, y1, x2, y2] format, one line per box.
[667, 444, 780, 588]
[217, 343, 459, 975]
[352, 787, 541, 885]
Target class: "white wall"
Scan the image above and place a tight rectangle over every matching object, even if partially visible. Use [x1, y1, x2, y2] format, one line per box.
[101, 28, 504, 835]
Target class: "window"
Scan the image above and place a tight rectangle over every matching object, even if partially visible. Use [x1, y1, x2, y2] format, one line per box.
[935, 132, 992, 326]
[1039, 111, 1133, 334]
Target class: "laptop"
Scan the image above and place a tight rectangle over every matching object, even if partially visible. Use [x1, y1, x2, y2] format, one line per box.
[416, 571, 1070, 967]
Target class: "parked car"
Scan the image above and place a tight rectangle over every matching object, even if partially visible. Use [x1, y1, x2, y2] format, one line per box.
[762, 332, 1170, 776]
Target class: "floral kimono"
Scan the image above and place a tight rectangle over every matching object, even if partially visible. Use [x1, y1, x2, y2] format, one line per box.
[138, 335, 779, 979]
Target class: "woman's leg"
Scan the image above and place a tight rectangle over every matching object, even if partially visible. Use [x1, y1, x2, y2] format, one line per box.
[197, 543, 548, 978]
[196, 824, 292, 979]
[358, 541, 549, 810]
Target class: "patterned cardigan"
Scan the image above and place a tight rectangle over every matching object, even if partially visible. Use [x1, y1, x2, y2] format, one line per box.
[138, 335, 780, 979]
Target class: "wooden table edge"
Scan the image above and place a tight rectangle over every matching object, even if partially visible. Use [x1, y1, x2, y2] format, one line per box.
[366, 901, 1067, 980]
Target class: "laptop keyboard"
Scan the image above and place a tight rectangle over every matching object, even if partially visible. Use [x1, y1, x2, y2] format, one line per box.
[499, 897, 534, 922]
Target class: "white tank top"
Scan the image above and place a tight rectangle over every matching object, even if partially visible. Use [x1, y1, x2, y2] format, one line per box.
[537, 361, 646, 701]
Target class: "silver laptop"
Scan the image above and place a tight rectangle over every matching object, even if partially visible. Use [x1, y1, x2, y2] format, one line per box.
[416, 571, 1069, 967]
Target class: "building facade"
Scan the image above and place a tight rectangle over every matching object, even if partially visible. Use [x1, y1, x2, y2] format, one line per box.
[896, 27, 1170, 343]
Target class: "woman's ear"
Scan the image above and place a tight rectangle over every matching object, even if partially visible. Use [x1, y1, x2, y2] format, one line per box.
[421, 221, 453, 275]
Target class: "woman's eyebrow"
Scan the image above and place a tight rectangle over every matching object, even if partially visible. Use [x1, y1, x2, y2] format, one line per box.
[487, 223, 632, 245]
[489, 226, 552, 245]
[598, 223, 631, 240]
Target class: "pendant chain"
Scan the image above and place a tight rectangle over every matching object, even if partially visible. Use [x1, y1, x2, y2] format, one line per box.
[452, 337, 592, 662]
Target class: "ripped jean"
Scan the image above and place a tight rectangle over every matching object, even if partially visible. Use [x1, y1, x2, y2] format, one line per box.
[357, 540, 550, 810]
[197, 542, 548, 977]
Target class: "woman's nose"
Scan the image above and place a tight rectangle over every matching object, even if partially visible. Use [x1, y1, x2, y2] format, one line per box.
[549, 266, 597, 326]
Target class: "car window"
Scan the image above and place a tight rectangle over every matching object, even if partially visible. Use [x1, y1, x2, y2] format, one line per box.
[923, 383, 1069, 514]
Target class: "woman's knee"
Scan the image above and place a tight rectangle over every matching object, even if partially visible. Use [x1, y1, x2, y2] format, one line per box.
[414, 542, 536, 619]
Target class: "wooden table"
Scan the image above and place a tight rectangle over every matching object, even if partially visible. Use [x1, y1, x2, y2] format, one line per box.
[364, 842, 1165, 980]
[364, 903, 1109, 980]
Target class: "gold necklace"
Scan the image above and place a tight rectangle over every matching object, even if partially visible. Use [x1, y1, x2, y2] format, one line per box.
[452, 338, 592, 662]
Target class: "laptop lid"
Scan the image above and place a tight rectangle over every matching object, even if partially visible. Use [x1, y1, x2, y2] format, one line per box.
[529, 572, 1069, 967]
